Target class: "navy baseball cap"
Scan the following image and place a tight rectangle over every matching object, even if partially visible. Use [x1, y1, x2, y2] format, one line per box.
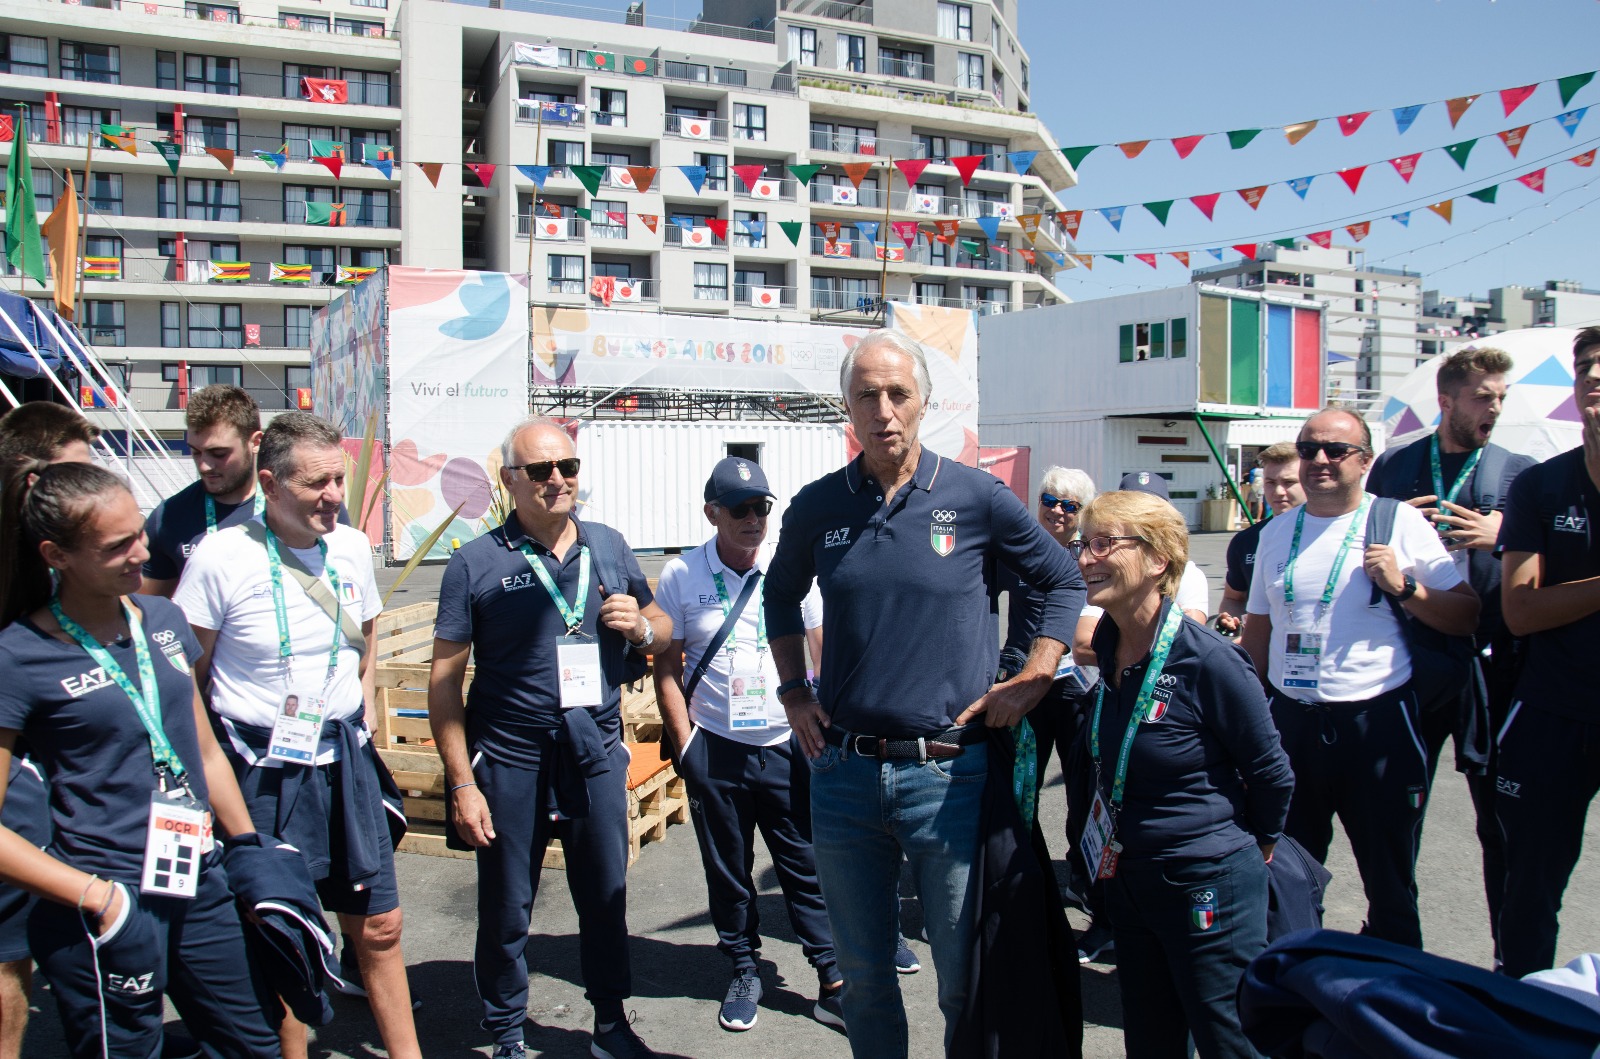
[705, 457, 775, 505]
[1119, 471, 1171, 501]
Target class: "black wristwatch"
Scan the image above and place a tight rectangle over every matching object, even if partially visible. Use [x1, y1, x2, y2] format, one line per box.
[1392, 574, 1418, 602]
[775, 677, 812, 699]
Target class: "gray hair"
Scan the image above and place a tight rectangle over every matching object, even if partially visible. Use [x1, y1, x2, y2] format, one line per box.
[499, 415, 570, 468]
[1039, 466, 1096, 505]
[839, 328, 933, 404]
[259, 411, 342, 482]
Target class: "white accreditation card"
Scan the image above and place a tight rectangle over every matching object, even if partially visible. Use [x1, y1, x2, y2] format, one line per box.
[1054, 657, 1092, 696]
[1080, 788, 1116, 881]
[558, 636, 603, 709]
[1281, 631, 1323, 690]
[266, 687, 326, 766]
[728, 669, 771, 730]
[142, 792, 205, 899]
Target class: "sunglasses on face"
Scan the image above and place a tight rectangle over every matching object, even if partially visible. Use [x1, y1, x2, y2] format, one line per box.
[1295, 441, 1368, 462]
[725, 498, 773, 519]
[1064, 535, 1145, 559]
[514, 457, 581, 482]
[1039, 492, 1082, 513]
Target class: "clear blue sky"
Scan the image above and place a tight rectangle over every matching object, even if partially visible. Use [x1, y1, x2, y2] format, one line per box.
[1017, 0, 1600, 309]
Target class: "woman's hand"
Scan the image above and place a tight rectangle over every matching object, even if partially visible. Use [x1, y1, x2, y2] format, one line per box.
[92, 881, 124, 937]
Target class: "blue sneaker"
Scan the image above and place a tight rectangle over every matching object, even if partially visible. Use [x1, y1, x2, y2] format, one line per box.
[894, 936, 921, 974]
[814, 986, 846, 1032]
[591, 1015, 657, 1058]
[491, 1044, 526, 1059]
[717, 969, 761, 1031]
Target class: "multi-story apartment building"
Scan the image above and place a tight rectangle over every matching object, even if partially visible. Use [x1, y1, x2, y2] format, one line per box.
[1, 0, 400, 432]
[1421, 280, 1600, 359]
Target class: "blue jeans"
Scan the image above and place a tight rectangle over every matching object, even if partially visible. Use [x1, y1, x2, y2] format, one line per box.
[809, 739, 987, 1059]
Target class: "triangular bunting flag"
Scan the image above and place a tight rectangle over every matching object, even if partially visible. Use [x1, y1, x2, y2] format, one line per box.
[1056, 210, 1082, 238]
[841, 161, 873, 189]
[1171, 251, 1190, 268]
[951, 155, 984, 185]
[1444, 139, 1477, 170]
[1207, 249, 1225, 261]
[1390, 211, 1411, 226]
[1346, 221, 1371, 242]
[1097, 206, 1124, 232]
[1072, 254, 1094, 271]
[1171, 134, 1204, 159]
[571, 164, 604, 195]
[1226, 129, 1261, 150]
[1273, 238, 1296, 250]
[1190, 192, 1221, 220]
[678, 166, 708, 193]
[1337, 166, 1367, 193]
[371, 159, 393, 180]
[854, 220, 879, 242]
[1238, 185, 1268, 210]
[1134, 253, 1158, 268]
[1018, 213, 1041, 241]
[516, 164, 551, 187]
[1467, 186, 1499, 204]
[959, 239, 983, 255]
[1283, 121, 1317, 145]
[626, 166, 657, 193]
[315, 155, 343, 180]
[638, 214, 658, 233]
[574, 207, 593, 220]
[154, 140, 182, 175]
[1015, 248, 1035, 266]
[1558, 108, 1588, 137]
[1390, 153, 1422, 182]
[1500, 84, 1537, 117]
[894, 159, 929, 186]
[1104, 255, 1124, 264]
[1307, 231, 1333, 249]
[788, 163, 821, 186]
[1574, 149, 1597, 167]
[99, 124, 138, 156]
[416, 161, 444, 187]
[777, 220, 803, 245]
[1232, 244, 1258, 260]
[1043, 251, 1066, 268]
[1516, 169, 1546, 193]
[892, 220, 921, 247]
[672, 215, 698, 233]
[1427, 200, 1454, 223]
[608, 211, 629, 226]
[975, 215, 1001, 241]
[1337, 111, 1371, 136]
[706, 218, 729, 239]
[1559, 71, 1596, 108]
[1118, 140, 1149, 159]
[1287, 175, 1314, 199]
[1392, 104, 1424, 134]
[1005, 150, 1037, 175]
[1446, 94, 1478, 127]
[1143, 200, 1173, 226]
[731, 164, 765, 191]
[1060, 145, 1097, 169]
[204, 147, 234, 173]
[934, 218, 959, 243]
[1498, 125, 1529, 157]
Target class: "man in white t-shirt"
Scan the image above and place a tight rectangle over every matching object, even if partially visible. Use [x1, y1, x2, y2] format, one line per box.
[653, 458, 840, 1035]
[1243, 407, 1479, 949]
[177, 412, 420, 1059]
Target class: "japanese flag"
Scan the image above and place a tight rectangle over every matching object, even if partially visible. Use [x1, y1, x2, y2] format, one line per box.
[750, 179, 779, 200]
[685, 227, 713, 246]
[680, 118, 711, 140]
[750, 286, 781, 308]
[613, 280, 641, 302]
[535, 218, 569, 240]
[609, 166, 635, 190]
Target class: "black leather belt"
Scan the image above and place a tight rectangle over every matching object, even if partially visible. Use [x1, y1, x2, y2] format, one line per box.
[822, 724, 986, 761]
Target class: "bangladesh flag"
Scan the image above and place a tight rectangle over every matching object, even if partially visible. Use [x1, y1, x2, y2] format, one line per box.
[622, 55, 655, 76]
[582, 51, 616, 71]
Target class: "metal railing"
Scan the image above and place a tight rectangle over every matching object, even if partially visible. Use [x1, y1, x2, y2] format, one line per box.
[734, 283, 798, 309]
[780, 0, 872, 21]
[663, 227, 728, 250]
[149, 195, 398, 228]
[877, 55, 931, 81]
[735, 177, 797, 202]
[664, 114, 729, 141]
[808, 183, 886, 208]
[473, 0, 773, 43]
[35, 0, 400, 39]
[66, 254, 366, 287]
[517, 214, 589, 240]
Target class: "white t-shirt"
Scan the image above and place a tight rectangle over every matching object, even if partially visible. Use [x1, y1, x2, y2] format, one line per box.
[1247, 500, 1462, 702]
[1080, 560, 1208, 624]
[655, 539, 822, 747]
[175, 521, 382, 764]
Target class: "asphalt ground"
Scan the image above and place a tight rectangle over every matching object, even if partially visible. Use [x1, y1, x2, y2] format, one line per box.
[19, 530, 1600, 1057]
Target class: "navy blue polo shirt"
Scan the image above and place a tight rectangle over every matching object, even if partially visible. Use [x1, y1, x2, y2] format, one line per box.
[765, 448, 1079, 737]
[1498, 448, 1600, 715]
[1089, 599, 1293, 864]
[0, 595, 210, 882]
[144, 479, 352, 581]
[434, 513, 652, 767]
[1225, 518, 1268, 594]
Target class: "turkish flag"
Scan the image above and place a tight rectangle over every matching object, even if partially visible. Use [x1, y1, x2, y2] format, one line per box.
[302, 78, 349, 105]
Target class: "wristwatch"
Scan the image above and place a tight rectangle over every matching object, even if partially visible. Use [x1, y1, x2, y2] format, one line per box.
[775, 677, 811, 699]
[632, 620, 655, 649]
[1393, 574, 1418, 602]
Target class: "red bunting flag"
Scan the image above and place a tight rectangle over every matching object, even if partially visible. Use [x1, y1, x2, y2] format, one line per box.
[841, 162, 874, 189]
[1499, 84, 1537, 117]
[1283, 121, 1317, 145]
[1427, 200, 1454, 222]
[1574, 149, 1597, 168]
[1498, 126, 1529, 157]
[1446, 95, 1478, 127]
[818, 221, 841, 243]
[1135, 253, 1158, 268]
[1055, 210, 1082, 238]
[892, 221, 921, 247]
[543, 201, 562, 218]
[1337, 111, 1371, 136]
[1190, 192, 1221, 220]
[1118, 140, 1149, 159]
[1232, 244, 1258, 260]
[705, 218, 729, 239]
[731, 164, 766, 191]
[1238, 185, 1268, 210]
[991, 245, 1010, 256]
[894, 159, 930, 186]
[1307, 230, 1333, 249]
[951, 155, 984, 186]
[1016, 247, 1035, 265]
[1338, 166, 1367, 193]
[416, 161, 444, 187]
[1171, 135, 1204, 159]
[1389, 153, 1422, 182]
[314, 155, 342, 180]
[1516, 168, 1546, 193]
[465, 162, 495, 187]
[934, 218, 960, 243]
[606, 211, 627, 225]
[1170, 251, 1189, 267]
[638, 213, 658, 233]
[1345, 221, 1371, 242]
[626, 166, 657, 193]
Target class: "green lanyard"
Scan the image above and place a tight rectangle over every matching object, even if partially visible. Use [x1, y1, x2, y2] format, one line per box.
[1010, 718, 1038, 831]
[263, 525, 343, 685]
[521, 543, 590, 633]
[50, 597, 186, 781]
[711, 567, 766, 654]
[1430, 433, 1482, 508]
[1284, 496, 1371, 621]
[205, 490, 266, 534]
[1090, 602, 1183, 810]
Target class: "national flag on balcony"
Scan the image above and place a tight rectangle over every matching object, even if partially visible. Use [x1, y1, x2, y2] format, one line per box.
[100, 124, 139, 156]
[749, 286, 781, 308]
[337, 265, 378, 285]
[534, 217, 569, 240]
[608, 166, 636, 190]
[512, 43, 560, 68]
[208, 260, 251, 282]
[244, 324, 261, 346]
[858, 138, 876, 155]
[874, 245, 905, 262]
[538, 101, 582, 125]
[310, 139, 346, 160]
[82, 256, 121, 279]
[749, 179, 778, 200]
[613, 279, 641, 301]
[910, 192, 939, 214]
[302, 78, 349, 104]
[305, 202, 347, 227]
[296, 388, 313, 409]
[830, 185, 858, 206]
[623, 55, 655, 76]
[822, 240, 853, 259]
[79, 385, 117, 408]
[678, 117, 712, 140]
[270, 262, 312, 284]
[583, 51, 616, 71]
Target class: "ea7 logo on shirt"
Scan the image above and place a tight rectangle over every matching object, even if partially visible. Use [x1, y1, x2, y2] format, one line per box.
[1554, 514, 1588, 533]
[1497, 776, 1521, 799]
[824, 528, 851, 549]
[106, 972, 155, 996]
[500, 572, 535, 593]
[61, 667, 115, 698]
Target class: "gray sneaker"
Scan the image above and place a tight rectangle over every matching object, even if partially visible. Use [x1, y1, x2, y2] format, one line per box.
[591, 1015, 657, 1058]
[813, 987, 846, 1032]
[717, 969, 762, 1031]
[490, 1044, 526, 1059]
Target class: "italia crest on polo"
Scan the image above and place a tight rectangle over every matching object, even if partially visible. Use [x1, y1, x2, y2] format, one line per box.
[930, 523, 954, 557]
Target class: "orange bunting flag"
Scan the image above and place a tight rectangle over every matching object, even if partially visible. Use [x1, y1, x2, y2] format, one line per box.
[1171, 135, 1204, 159]
[416, 161, 444, 187]
[638, 213, 658, 233]
[1190, 192, 1221, 220]
[894, 159, 930, 186]
[1346, 221, 1372, 242]
[818, 220, 841, 243]
[1238, 185, 1268, 210]
[1427, 200, 1454, 222]
[1446, 95, 1479, 128]
[841, 162, 874, 189]
[1516, 168, 1547, 193]
[1337, 111, 1371, 136]
[1338, 166, 1367, 193]
[951, 155, 984, 185]
[1308, 230, 1333, 249]
[1499, 84, 1537, 117]
[1498, 126, 1529, 157]
[934, 218, 960, 244]
[1072, 254, 1094, 271]
[1390, 153, 1422, 183]
[204, 147, 235, 173]
[1135, 253, 1158, 268]
[1055, 210, 1082, 238]
[1017, 213, 1041, 241]
[1016, 247, 1035, 265]
[626, 166, 657, 193]
[1118, 140, 1149, 159]
[1232, 244, 1258, 260]
[1574, 149, 1597, 168]
[1170, 251, 1189, 268]
[1283, 121, 1317, 145]
[543, 201, 562, 218]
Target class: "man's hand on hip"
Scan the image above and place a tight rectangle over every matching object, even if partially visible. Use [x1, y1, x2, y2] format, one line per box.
[956, 675, 1047, 728]
[781, 689, 830, 759]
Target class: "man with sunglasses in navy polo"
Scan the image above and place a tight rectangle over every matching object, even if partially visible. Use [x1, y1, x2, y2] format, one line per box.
[1243, 407, 1479, 949]
[428, 416, 672, 1059]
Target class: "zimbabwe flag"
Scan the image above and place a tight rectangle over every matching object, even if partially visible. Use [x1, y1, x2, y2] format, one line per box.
[82, 256, 121, 279]
[208, 260, 251, 282]
[270, 263, 312, 284]
[335, 265, 377, 285]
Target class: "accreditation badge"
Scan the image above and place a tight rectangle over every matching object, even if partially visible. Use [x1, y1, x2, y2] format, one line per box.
[728, 668, 770, 730]
[557, 634, 603, 709]
[266, 681, 327, 766]
[1281, 631, 1323, 690]
[141, 790, 205, 899]
[1080, 788, 1118, 881]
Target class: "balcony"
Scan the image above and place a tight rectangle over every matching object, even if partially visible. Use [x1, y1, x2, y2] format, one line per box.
[517, 215, 589, 241]
[877, 54, 931, 82]
[584, 277, 658, 306]
[53, 252, 366, 288]
[664, 114, 728, 142]
[472, 0, 773, 43]
[515, 100, 585, 127]
[780, 0, 872, 21]
[733, 283, 798, 310]
[809, 183, 886, 209]
[734, 177, 797, 203]
[664, 226, 727, 251]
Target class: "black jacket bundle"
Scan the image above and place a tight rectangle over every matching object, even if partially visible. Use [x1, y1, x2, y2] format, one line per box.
[221, 831, 337, 1026]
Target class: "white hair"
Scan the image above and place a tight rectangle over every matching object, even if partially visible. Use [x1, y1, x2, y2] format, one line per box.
[839, 328, 933, 404]
[1039, 466, 1097, 505]
[499, 415, 570, 467]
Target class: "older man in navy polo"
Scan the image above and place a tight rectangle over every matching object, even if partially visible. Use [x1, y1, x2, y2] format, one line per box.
[764, 328, 1082, 1058]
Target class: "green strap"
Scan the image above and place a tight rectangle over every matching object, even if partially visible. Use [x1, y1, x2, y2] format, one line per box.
[1284, 497, 1371, 620]
[521, 543, 590, 633]
[204, 489, 266, 535]
[263, 525, 343, 685]
[51, 597, 186, 780]
[1430, 433, 1483, 508]
[1011, 718, 1038, 831]
[1090, 602, 1184, 809]
[711, 569, 766, 653]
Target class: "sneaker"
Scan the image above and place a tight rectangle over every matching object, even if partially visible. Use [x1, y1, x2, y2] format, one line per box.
[159, 1033, 202, 1059]
[1076, 922, 1115, 965]
[591, 1015, 658, 1059]
[327, 946, 368, 998]
[491, 1045, 526, 1059]
[893, 936, 921, 974]
[717, 970, 762, 1032]
[813, 987, 846, 1032]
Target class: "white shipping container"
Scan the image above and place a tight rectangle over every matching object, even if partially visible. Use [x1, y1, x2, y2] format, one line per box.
[575, 419, 848, 550]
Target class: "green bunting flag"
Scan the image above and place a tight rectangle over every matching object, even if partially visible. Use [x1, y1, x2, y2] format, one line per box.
[787, 164, 821, 186]
[570, 164, 605, 195]
[959, 239, 982, 255]
[778, 220, 804, 245]
[1272, 238, 1296, 249]
[3, 108, 45, 285]
[1443, 138, 1477, 170]
[1104, 254, 1125, 263]
[574, 207, 593, 220]
[154, 140, 183, 175]
[1060, 145, 1096, 169]
[1226, 129, 1262, 150]
[1468, 185, 1499, 204]
[1559, 72, 1595, 108]
[1143, 200, 1173, 226]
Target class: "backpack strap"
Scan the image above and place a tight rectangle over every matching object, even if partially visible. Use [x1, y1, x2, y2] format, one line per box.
[1469, 443, 1511, 512]
[240, 521, 367, 656]
[1365, 496, 1399, 607]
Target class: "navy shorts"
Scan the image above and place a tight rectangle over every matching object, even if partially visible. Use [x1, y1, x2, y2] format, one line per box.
[0, 757, 50, 962]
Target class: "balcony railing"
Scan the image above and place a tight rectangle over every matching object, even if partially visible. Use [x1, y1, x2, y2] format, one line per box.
[35, 0, 400, 39]
[488, 0, 773, 42]
[663, 226, 728, 250]
[517, 214, 589, 241]
[877, 55, 931, 81]
[780, 0, 872, 22]
[809, 183, 886, 209]
[734, 283, 798, 309]
[664, 114, 729, 141]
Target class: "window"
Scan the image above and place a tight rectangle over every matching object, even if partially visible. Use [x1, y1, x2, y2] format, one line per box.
[962, 285, 1007, 315]
[186, 180, 240, 222]
[334, 17, 385, 37]
[341, 69, 391, 106]
[342, 189, 391, 228]
[343, 247, 387, 268]
[60, 41, 119, 83]
[346, 129, 392, 164]
[85, 235, 122, 265]
[283, 185, 334, 224]
[1119, 321, 1180, 362]
[592, 149, 632, 169]
[30, 168, 55, 213]
[548, 140, 584, 175]
[734, 210, 766, 249]
[591, 88, 627, 128]
[732, 103, 766, 141]
[590, 199, 626, 240]
[733, 269, 768, 304]
[1169, 317, 1188, 358]
[917, 135, 948, 162]
[957, 53, 984, 91]
[280, 13, 330, 31]
[993, 69, 1004, 105]
[284, 62, 332, 99]
[157, 178, 178, 220]
[915, 282, 945, 305]
[592, 261, 634, 279]
[693, 263, 727, 301]
[181, 240, 239, 282]
[878, 46, 927, 80]
[1021, 61, 1029, 96]
[810, 121, 875, 154]
[285, 365, 312, 397]
[61, 106, 118, 148]
[161, 304, 182, 347]
[179, 363, 243, 387]
[714, 67, 747, 86]
[186, 2, 241, 21]
[937, 3, 973, 40]
[0, 34, 48, 77]
[991, 16, 1001, 43]
[695, 152, 728, 192]
[663, 60, 709, 82]
[283, 124, 335, 162]
[155, 51, 177, 89]
[787, 26, 818, 66]
[188, 304, 243, 349]
[548, 255, 584, 295]
[811, 274, 879, 311]
[351, 0, 387, 8]
[83, 301, 125, 347]
[86, 175, 122, 216]
[184, 55, 240, 94]
[185, 117, 239, 153]
[837, 34, 865, 73]
[285, 245, 336, 282]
